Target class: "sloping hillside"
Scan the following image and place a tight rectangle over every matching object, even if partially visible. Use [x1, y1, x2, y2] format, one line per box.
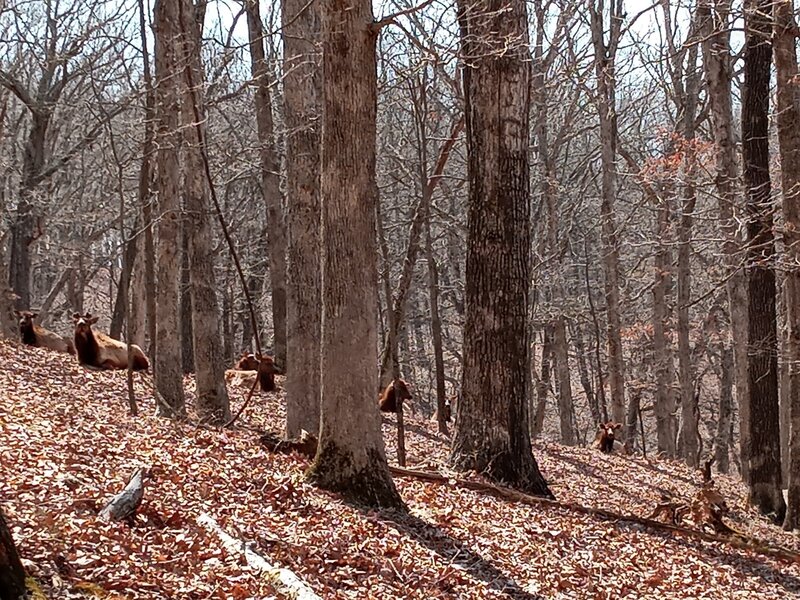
[0, 340, 798, 599]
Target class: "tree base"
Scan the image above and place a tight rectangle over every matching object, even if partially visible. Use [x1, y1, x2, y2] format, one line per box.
[749, 484, 787, 525]
[306, 443, 406, 511]
[451, 447, 553, 500]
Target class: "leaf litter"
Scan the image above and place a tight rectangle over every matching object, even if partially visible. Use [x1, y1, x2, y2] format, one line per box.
[0, 340, 799, 599]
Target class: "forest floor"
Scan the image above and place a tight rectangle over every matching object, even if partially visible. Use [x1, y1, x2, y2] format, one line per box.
[1, 339, 799, 600]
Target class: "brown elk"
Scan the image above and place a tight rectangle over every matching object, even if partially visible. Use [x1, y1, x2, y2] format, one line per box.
[593, 421, 623, 454]
[378, 379, 413, 413]
[72, 313, 149, 371]
[225, 352, 276, 392]
[15, 310, 75, 355]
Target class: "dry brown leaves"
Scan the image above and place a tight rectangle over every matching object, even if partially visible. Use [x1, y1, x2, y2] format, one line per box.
[1, 340, 799, 599]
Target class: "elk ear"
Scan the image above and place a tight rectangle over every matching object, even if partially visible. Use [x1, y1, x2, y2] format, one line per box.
[614, 423, 622, 430]
[13, 310, 21, 317]
[88, 316, 100, 325]
[72, 312, 81, 320]
[30, 312, 38, 319]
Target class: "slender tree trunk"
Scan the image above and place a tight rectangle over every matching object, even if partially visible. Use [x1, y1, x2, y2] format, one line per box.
[246, 0, 287, 371]
[180, 226, 194, 373]
[305, 0, 403, 509]
[283, 0, 322, 438]
[653, 194, 677, 456]
[742, 0, 785, 523]
[715, 342, 734, 473]
[532, 327, 553, 438]
[153, 0, 186, 418]
[699, 0, 750, 483]
[589, 1, 626, 430]
[178, 0, 230, 424]
[109, 218, 139, 340]
[451, 0, 550, 497]
[553, 317, 576, 445]
[677, 40, 701, 467]
[775, 0, 800, 530]
[426, 218, 448, 435]
[131, 0, 155, 351]
[0, 506, 26, 600]
[572, 321, 599, 425]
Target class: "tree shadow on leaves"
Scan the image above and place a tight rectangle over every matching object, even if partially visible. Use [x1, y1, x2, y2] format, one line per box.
[376, 509, 545, 600]
[637, 526, 800, 595]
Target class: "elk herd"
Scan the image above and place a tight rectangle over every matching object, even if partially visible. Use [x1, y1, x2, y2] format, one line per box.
[10, 309, 426, 414]
[13, 311, 622, 439]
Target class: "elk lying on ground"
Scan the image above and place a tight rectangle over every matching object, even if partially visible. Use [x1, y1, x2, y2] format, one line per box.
[593, 421, 626, 454]
[225, 352, 276, 392]
[378, 378, 413, 413]
[15, 310, 75, 355]
[73, 312, 149, 371]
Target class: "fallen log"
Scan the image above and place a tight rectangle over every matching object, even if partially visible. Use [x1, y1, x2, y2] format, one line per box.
[197, 512, 320, 600]
[99, 468, 146, 524]
[388, 466, 800, 565]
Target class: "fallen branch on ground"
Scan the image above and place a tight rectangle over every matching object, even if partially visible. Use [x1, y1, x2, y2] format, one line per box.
[197, 512, 321, 600]
[388, 466, 800, 565]
[99, 468, 147, 524]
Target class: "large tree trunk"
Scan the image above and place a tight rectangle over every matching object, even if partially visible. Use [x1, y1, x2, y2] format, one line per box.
[742, 0, 785, 523]
[179, 0, 230, 424]
[699, 0, 750, 483]
[450, 0, 550, 497]
[589, 1, 626, 430]
[304, 0, 403, 509]
[775, 0, 800, 531]
[246, 0, 287, 371]
[283, 0, 322, 439]
[0, 506, 26, 599]
[153, 0, 186, 419]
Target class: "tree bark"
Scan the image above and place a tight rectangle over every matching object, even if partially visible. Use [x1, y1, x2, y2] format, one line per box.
[742, 0, 785, 523]
[532, 326, 553, 439]
[677, 37, 701, 468]
[179, 0, 230, 424]
[589, 0, 626, 430]
[699, 0, 750, 483]
[283, 0, 322, 439]
[153, 0, 186, 419]
[0, 506, 26, 600]
[653, 192, 677, 457]
[714, 342, 734, 473]
[774, 0, 800, 530]
[450, 0, 551, 497]
[304, 0, 403, 509]
[180, 226, 194, 373]
[553, 317, 576, 445]
[246, 0, 287, 371]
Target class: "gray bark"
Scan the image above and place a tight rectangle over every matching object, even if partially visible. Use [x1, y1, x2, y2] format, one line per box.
[283, 0, 322, 439]
[450, 0, 551, 496]
[179, 0, 230, 424]
[153, 0, 186, 419]
[304, 0, 403, 509]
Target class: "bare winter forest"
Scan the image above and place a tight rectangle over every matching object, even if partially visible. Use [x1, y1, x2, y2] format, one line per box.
[3, 0, 800, 597]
